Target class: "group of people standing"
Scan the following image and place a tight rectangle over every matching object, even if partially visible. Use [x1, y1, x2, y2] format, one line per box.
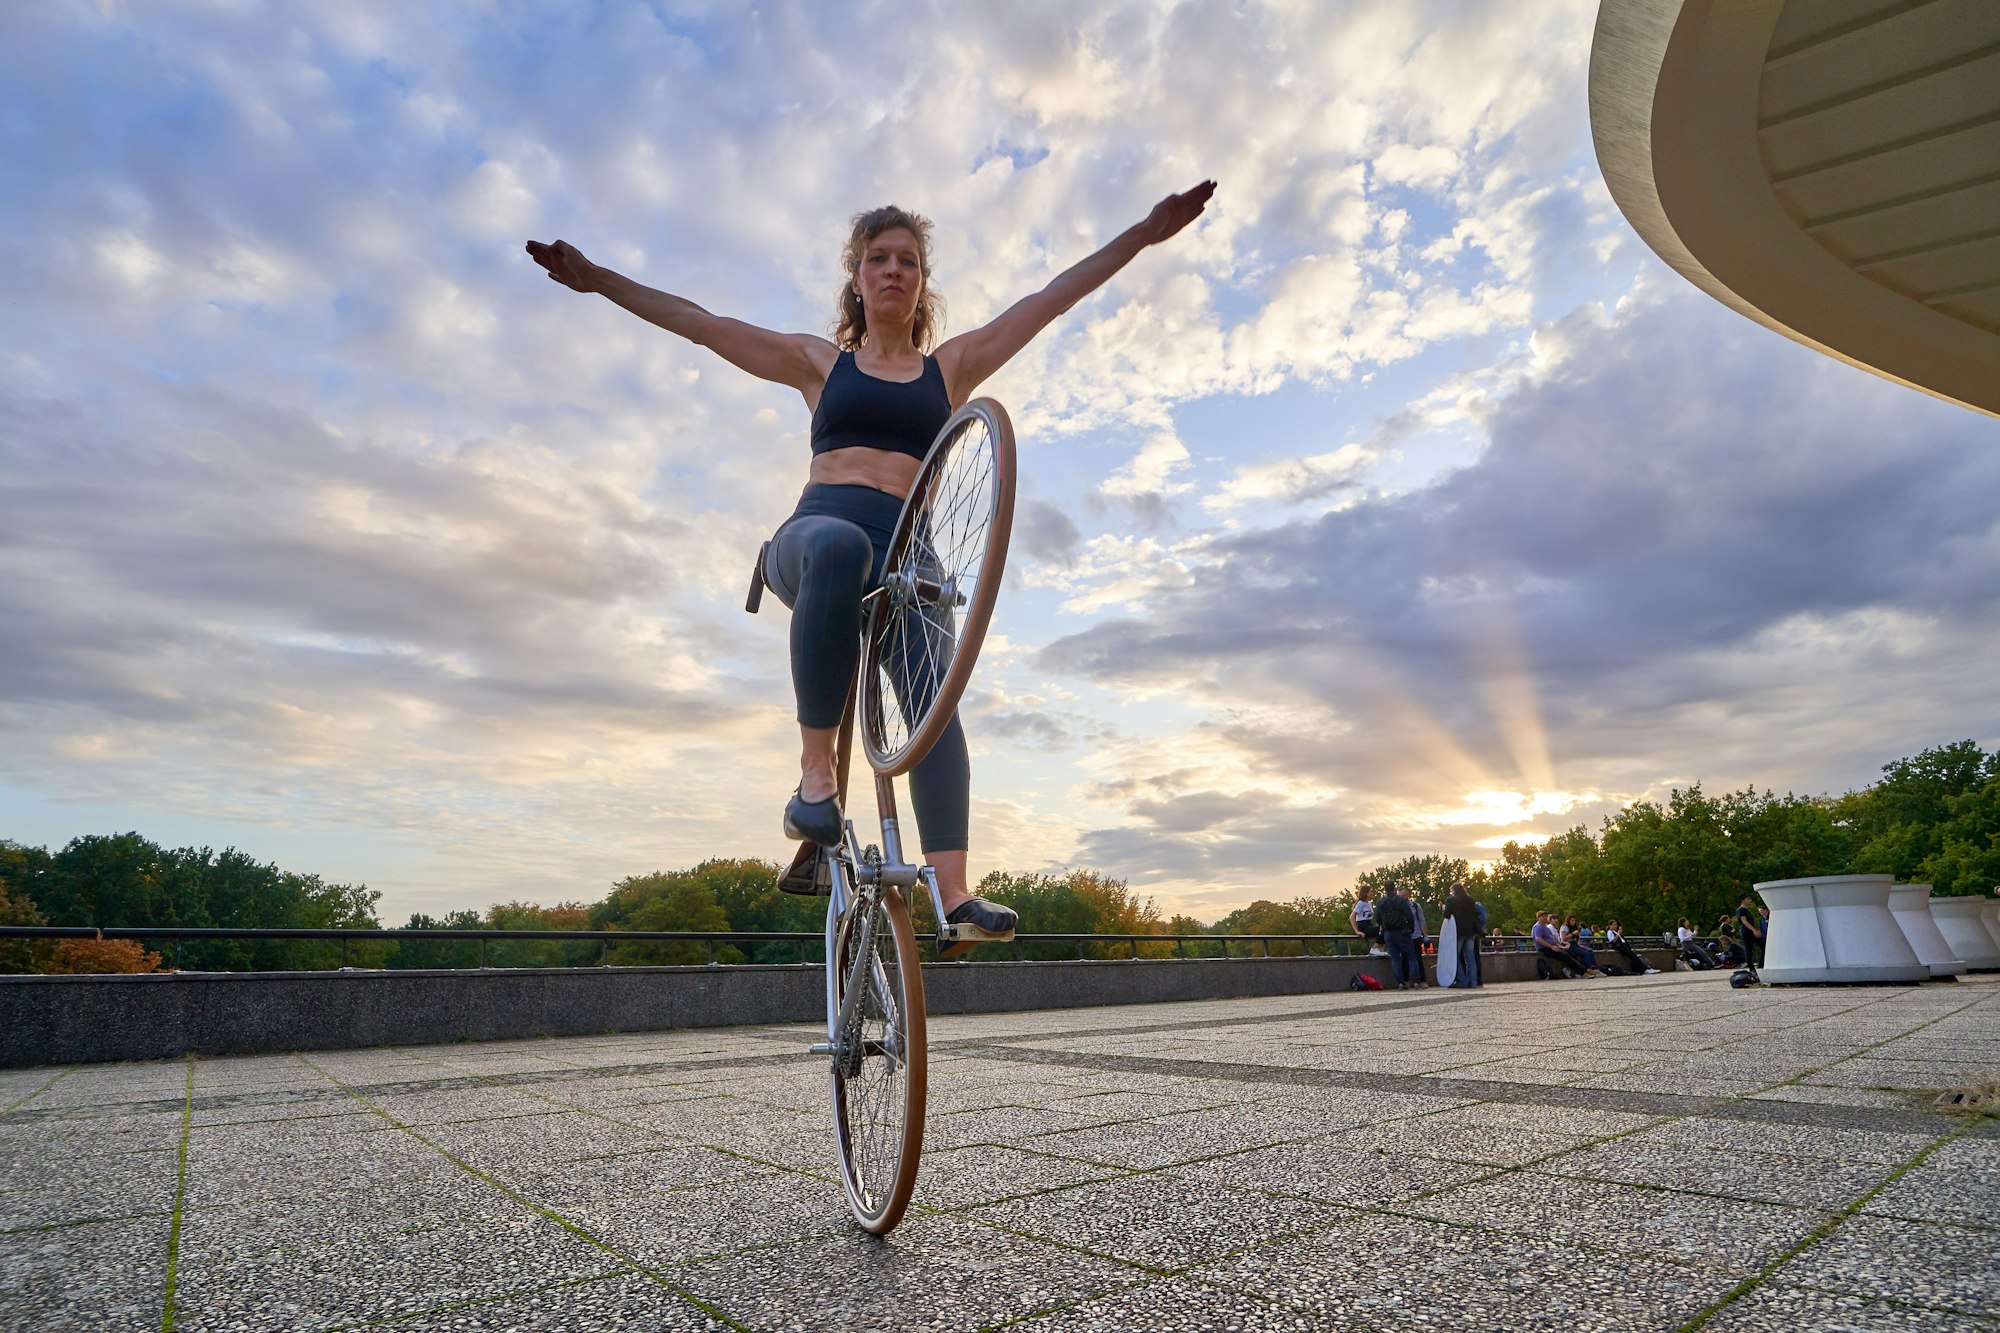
[1349, 881, 1487, 990]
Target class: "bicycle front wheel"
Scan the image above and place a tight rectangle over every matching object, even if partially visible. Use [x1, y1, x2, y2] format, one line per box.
[829, 885, 928, 1234]
[860, 398, 1016, 776]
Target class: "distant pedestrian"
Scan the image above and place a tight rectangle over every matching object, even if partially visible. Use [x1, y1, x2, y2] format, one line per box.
[1375, 880, 1421, 989]
[1410, 896, 1430, 987]
[1446, 882, 1482, 987]
[1735, 894, 1766, 974]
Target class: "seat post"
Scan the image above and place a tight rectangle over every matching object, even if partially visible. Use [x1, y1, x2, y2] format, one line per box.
[873, 770, 917, 889]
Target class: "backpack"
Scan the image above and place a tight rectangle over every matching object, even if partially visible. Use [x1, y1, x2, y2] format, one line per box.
[1376, 895, 1414, 933]
[1729, 968, 1757, 988]
[1348, 973, 1384, 991]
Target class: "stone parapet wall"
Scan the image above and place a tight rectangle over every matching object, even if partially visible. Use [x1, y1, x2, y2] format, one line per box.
[0, 948, 1675, 1068]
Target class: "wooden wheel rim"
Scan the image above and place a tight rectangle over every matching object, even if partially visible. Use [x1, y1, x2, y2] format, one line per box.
[829, 887, 928, 1234]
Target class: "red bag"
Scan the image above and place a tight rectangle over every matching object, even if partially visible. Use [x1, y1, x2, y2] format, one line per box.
[1348, 973, 1384, 991]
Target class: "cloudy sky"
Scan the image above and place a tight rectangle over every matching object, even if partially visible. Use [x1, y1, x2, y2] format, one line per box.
[4, 0, 1996, 923]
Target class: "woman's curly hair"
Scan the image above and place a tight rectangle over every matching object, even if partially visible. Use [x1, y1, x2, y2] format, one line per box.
[833, 205, 946, 352]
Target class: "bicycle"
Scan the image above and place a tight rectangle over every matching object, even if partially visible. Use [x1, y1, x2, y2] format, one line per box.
[763, 397, 1016, 1235]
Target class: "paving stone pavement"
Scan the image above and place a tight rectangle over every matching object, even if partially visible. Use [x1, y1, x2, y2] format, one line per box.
[2, 971, 1997, 1331]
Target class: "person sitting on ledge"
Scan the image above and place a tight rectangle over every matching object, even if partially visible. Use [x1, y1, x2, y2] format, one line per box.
[1675, 917, 1717, 969]
[1532, 910, 1598, 978]
[1604, 919, 1657, 974]
[1350, 884, 1386, 957]
[1560, 914, 1599, 973]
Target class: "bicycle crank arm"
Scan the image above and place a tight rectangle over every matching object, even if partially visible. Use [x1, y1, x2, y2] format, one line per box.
[919, 864, 949, 927]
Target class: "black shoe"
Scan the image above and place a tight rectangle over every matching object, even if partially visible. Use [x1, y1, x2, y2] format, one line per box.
[939, 897, 1017, 959]
[783, 789, 843, 846]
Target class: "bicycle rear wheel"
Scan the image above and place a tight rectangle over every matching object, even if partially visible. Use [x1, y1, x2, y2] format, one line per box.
[829, 885, 927, 1234]
[860, 398, 1016, 776]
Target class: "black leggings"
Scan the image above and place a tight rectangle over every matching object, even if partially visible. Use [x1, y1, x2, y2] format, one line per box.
[763, 484, 970, 853]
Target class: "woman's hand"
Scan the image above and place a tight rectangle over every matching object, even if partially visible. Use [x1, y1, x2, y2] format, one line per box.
[1137, 180, 1217, 246]
[525, 239, 604, 293]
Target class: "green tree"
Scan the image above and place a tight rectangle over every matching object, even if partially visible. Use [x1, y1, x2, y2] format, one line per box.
[1208, 896, 1349, 955]
[1464, 827, 1603, 932]
[0, 859, 53, 975]
[1838, 741, 1995, 882]
[1357, 854, 1471, 931]
[1915, 772, 2000, 896]
[1722, 788, 1851, 890]
[17, 835, 381, 971]
[700, 859, 824, 963]
[484, 900, 597, 968]
[975, 868, 1163, 958]
[35, 833, 211, 931]
[595, 864, 738, 965]
[386, 909, 485, 969]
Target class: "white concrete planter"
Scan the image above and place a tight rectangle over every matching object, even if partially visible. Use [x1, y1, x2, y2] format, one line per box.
[1887, 884, 1965, 978]
[1754, 874, 1928, 985]
[1929, 896, 2000, 971]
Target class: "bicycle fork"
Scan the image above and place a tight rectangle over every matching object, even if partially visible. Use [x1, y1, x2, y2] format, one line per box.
[809, 773, 951, 1066]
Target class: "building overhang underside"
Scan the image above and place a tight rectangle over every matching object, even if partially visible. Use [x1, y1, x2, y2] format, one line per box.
[1590, 0, 2000, 418]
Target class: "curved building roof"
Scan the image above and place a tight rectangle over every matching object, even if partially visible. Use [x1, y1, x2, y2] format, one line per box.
[1590, 0, 2000, 418]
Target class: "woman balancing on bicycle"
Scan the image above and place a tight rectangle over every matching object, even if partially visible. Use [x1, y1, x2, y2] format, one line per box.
[527, 180, 1214, 947]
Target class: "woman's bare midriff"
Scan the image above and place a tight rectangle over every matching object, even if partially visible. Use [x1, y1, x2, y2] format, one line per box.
[809, 446, 922, 500]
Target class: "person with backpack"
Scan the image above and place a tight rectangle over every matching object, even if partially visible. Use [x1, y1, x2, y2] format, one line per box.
[1375, 880, 1421, 989]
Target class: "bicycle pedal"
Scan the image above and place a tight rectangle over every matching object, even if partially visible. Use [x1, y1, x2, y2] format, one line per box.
[937, 922, 1014, 959]
[776, 842, 830, 896]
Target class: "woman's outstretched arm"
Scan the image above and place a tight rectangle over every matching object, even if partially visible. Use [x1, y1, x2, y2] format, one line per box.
[934, 180, 1214, 404]
[526, 239, 833, 398]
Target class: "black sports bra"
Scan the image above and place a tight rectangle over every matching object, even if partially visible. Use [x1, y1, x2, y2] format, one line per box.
[810, 350, 951, 460]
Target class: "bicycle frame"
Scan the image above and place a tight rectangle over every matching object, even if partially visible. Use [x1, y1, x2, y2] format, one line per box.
[811, 770, 950, 1065]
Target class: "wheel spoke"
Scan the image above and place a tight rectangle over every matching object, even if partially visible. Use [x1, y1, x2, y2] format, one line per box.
[859, 400, 1011, 776]
[832, 890, 918, 1226]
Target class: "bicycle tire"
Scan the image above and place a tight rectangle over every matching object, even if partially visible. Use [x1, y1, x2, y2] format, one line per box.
[829, 885, 928, 1234]
[859, 398, 1016, 776]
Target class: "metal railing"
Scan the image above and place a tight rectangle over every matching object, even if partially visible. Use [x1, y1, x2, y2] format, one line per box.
[0, 924, 1679, 972]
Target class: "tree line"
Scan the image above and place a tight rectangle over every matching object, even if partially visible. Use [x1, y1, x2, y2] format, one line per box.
[1217, 740, 2000, 945]
[3, 740, 1994, 972]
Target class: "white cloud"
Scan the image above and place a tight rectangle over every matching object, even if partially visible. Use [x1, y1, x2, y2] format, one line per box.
[1204, 443, 1377, 512]
[21, 0, 1949, 928]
